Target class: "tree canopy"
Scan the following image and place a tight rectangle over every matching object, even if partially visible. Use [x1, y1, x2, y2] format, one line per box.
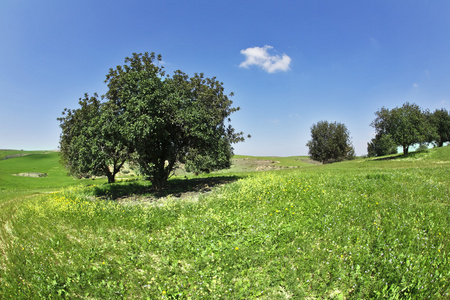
[306, 121, 355, 164]
[430, 108, 450, 147]
[59, 52, 247, 188]
[58, 93, 130, 183]
[367, 134, 398, 157]
[370, 102, 443, 155]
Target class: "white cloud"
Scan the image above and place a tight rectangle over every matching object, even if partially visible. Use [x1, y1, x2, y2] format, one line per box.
[239, 45, 291, 73]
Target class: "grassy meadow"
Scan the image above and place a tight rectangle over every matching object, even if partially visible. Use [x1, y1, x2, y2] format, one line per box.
[0, 148, 449, 299]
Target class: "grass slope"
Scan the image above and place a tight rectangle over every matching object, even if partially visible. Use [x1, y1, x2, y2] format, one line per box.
[0, 151, 103, 201]
[0, 150, 106, 289]
[0, 148, 449, 299]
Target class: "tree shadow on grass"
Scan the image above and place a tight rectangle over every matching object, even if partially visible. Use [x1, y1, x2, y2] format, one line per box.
[91, 175, 242, 201]
[370, 150, 429, 161]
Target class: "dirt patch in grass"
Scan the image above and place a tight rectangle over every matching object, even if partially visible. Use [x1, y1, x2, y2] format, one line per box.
[116, 182, 219, 206]
[298, 158, 322, 165]
[94, 176, 241, 206]
[13, 172, 48, 178]
[231, 157, 321, 171]
[232, 158, 284, 172]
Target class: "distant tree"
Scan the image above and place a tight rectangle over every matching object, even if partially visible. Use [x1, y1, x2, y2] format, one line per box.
[371, 102, 430, 155]
[105, 53, 247, 188]
[58, 93, 130, 183]
[367, 134, 398, 157]
[417, 143, 429, 152]
[430, 108, 450, 147]
[306, 121, 355, 164]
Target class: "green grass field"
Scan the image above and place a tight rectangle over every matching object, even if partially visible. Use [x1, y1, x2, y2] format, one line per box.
[0, 148, 449, 299]
[0, 150, 102, 200]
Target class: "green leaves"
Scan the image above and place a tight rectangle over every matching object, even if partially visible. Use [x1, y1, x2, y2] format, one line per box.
[59, 52, 246, 188]
[58, 93, 130, 183]
[306, 121, 355, 164]
[104, 53, 246, 188]
[430, 108, 450, 147]
[370, 102, 444, 155]
[367, 134, 398, 157]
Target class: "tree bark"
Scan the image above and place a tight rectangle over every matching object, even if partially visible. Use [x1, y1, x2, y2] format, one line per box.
[106, 172, 115, 184]
[403, 145, 409, 155]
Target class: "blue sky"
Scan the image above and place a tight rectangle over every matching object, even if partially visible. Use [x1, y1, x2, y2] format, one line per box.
[1, 0, 450, 156]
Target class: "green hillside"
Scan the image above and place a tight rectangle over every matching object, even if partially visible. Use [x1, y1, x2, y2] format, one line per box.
[1, 147, 449, 299]
[0, 150, 102, 201]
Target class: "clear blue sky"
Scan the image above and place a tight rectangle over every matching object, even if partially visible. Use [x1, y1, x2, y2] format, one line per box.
[1, 0, 450, 156]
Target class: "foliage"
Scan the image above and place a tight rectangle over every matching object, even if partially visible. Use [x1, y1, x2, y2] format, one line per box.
[179, 72, 241, 176]
[371, 102, 432, 155]
[430, 108, 450, 147]
[1, 146, 449, 299]
[58, 52, 246, 188]
[306, 121, 355, 164]
[367, 134, 398, 157]
[58, 93, 130, 183]
[103, 52, 245, 188]
[417, 143, 430, 152]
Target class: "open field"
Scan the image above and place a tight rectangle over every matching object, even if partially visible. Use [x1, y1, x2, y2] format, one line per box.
[0, 150, 102, 200]
[0, 148, 449, 299]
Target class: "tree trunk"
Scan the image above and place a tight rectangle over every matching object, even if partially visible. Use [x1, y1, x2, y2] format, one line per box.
[403, 145, 409, 155]
[109, 159, 126, 184]
[149, 159, 169, 190]
[151, 175, 168, 190]
[107, 172, 115, 184]
[103, 165, 116, 184]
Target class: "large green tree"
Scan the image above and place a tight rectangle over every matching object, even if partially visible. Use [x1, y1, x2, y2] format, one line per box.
[58, 93, 130, 183]
[59, 52, 246, 187]
[371, 102, 430, 155]
[104, 52, 246, 188]
[306, 121, 355, 164]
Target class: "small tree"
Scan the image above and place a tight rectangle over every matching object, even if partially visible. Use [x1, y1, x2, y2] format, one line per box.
[306, 121, 355, 164]
[58, 93, 130, 183]
[371, 102, 430, 155]
[367, 134, 398, 157]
